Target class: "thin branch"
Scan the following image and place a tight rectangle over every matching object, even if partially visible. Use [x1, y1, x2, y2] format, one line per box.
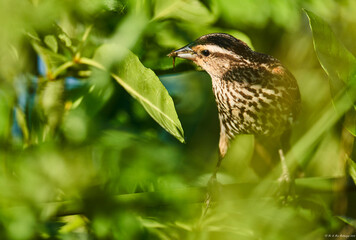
[79, 57, 106, 71]
[51, 177, 356, 217]
[51, 61, 75, 79]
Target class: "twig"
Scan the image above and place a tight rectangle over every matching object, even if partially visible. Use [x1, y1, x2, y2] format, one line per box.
[51, 177, 356, 217]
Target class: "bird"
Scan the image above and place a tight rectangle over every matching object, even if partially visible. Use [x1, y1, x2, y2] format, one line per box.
[168, 33, 301, 200]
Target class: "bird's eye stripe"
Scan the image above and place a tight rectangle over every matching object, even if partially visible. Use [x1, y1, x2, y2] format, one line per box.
[199, 44, 242, 60]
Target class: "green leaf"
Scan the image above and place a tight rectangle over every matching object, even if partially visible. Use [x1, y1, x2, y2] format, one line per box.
[153, 0, 214, 24]
[348, 158, 356, 185]
[15, 107, 29, 144]
[93, 44, 185, 143]
[31, 40, 68, 74]
[198, 0, 212, 11]
[54, 24, 73, 49]
[59, 215, 87, 234]
[140, 218, 168, 229]
[337, 216, 356, 229]
[44, 35, 58, 53]
[305, 9, 356, 84]
[344, 109, 356, 137]
[305, 9, 356, 136]
[0, 90, 12, 140]
[40, 79, 65, 140]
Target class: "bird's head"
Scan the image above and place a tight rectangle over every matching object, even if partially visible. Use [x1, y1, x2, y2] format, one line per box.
[168, 33, 254, 78]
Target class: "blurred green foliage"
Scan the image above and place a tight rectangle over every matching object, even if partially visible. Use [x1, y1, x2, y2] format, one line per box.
[0, 0, 356, 239]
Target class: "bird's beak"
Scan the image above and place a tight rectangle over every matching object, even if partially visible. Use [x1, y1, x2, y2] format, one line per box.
[167, 45, 196, 60]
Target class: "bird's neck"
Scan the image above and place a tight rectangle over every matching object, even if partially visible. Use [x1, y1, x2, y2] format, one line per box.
[210, 75, 236, 107]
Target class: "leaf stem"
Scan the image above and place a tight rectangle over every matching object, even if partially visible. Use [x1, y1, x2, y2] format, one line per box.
[79, 57, 106, 71]
[82, 25, 93, 43]
[51, 61, 75, 80]
[74, 25, 94, 60]
[49, 57, 106, 80]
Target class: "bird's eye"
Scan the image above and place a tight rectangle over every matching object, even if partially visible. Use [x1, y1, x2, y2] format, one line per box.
[201, 50, 210, 56]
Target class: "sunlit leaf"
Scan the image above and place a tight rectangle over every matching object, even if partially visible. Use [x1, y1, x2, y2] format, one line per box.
[15, 107, 29, 144]
[93, 44, 185, 143]
[109, 11, 148, 51]
[153, 0, 214, 24]
[31, 40, 68, 74]
[44, 35, 58, 53]
[59, 215, 87, 234]
[140, 218, 168, 229]
[54, 24, 74, 50]
[337, 216, 356, 229]
[0, 90, 12, 140]
[305, 10, 356, 84]
[104, 0, 125, 11]
[348, 158, 356, 185]
[344, 110, 356, 137]
[40, 79, 65, 139]
[305, 9, 356, 136]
